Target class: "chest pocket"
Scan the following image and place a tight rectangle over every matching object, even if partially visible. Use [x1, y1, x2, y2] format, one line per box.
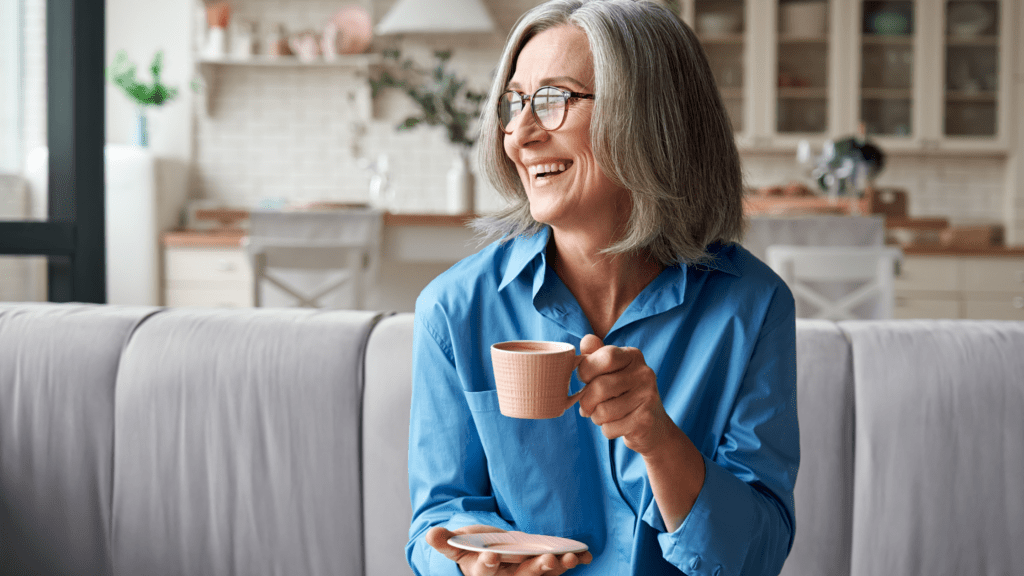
[463, 389, 602, 543]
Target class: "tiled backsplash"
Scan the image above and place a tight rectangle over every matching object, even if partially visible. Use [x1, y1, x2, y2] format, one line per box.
[742, 154, 1007, 225]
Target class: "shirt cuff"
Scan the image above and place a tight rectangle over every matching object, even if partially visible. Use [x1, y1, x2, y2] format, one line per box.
[643, 454, 754, 576]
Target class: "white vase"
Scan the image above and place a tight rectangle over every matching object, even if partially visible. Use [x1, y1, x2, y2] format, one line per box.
[446, 150, 475, 214]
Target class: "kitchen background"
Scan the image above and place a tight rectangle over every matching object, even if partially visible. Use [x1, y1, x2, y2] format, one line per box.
[3, 0, 1024, 312]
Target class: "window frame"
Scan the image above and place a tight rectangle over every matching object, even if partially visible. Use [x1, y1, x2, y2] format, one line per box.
[0, 0, 106, 303]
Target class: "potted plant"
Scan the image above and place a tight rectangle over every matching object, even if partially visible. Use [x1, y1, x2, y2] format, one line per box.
[107, 50, 179, 147]
[369, 49, 485, 213]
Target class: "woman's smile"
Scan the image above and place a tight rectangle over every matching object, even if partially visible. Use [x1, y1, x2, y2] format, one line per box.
[527, 160, 574, 182]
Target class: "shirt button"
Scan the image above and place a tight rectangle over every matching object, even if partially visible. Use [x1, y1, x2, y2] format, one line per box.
[689, 555, 701, 570]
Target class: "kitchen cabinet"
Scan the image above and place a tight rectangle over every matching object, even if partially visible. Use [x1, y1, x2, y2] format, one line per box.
[680, 0, 1015, 153]
[164, 245, 254, 308]
[894, 253, 1024, 319]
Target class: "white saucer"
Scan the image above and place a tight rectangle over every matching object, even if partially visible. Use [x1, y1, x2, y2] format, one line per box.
[448, 531, 588, 558]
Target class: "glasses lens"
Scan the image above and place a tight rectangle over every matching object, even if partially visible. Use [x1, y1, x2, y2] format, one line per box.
[498, 92, 523, 131]
[533, 87, 566, 130]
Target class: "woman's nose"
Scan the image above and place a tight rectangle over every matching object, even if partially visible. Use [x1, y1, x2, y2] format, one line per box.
[505, 109, 548, 148]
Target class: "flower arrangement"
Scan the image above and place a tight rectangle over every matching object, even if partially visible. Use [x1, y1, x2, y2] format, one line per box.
[107, 50, 179, 107]
[369, 49, 485, 148]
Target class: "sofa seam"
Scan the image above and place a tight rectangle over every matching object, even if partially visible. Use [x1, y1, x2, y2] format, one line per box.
[106, 306, 169, 572]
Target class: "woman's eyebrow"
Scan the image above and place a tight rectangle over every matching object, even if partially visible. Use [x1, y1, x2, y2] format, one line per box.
[505, 76, 589, 91]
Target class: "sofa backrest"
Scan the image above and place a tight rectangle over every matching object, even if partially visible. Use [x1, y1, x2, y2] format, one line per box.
[780, 319, 855, 576]
[1, 304, 382, 576]
[362, 313, 416, 576]
[0, 303, 158, 576]
[110, 307, 380, 576]
[842, 320, 1024, 576]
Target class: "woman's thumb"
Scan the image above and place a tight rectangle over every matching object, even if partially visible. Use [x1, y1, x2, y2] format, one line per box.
[580, 333, 603, 355]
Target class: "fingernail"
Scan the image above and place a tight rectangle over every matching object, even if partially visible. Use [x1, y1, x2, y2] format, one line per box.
[484, 561, 498, 568]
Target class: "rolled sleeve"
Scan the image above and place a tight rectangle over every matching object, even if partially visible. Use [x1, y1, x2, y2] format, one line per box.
[643, 288, 799, 576]
[646, 456, 790, 575]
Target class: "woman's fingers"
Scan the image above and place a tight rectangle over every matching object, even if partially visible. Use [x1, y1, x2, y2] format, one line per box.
[425, 526, 460, 561]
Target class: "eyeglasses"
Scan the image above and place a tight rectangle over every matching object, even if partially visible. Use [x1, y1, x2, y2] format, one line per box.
[497, 86, 595, 134]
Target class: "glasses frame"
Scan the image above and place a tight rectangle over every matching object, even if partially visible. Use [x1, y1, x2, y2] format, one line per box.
[497, 86, 595, 134]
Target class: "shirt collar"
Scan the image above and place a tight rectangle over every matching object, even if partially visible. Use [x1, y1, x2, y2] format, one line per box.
[697, 242, 741, 277]
[499, 228, 740, 289]
[498, 226, 551, 292]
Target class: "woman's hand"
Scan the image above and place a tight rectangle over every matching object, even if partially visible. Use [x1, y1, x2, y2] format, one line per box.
[576, 334, 678, 455]
[426, 525, 592, 576]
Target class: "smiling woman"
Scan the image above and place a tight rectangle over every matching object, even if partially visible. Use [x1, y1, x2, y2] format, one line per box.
[406, 1, 798, 576]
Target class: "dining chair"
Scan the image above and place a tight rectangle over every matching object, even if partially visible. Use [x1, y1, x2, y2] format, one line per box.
[246, 208, 382, 310]
[765, 244, 904, 321]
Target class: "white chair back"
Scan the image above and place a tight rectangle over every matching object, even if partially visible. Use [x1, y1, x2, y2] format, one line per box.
[246, 209, 383, 310]
[766, 245, 903, 321]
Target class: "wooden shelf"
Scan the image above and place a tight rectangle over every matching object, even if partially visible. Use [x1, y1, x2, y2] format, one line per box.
[946, 35, 999, 46]
[861, 88, 912, 100]
[778, 35, 829, 44]
[699, 34, 744, 45]
[862, 34, 914, 46]
[944, 90, 997, 102]
[778, 87, 827, 99]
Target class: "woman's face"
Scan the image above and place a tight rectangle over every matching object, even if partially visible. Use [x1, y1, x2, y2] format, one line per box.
[503, 25, 630, 237]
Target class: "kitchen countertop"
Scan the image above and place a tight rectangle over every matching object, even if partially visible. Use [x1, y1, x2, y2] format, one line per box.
[163, 212, 480, 248]
[900, 245, 1024, 257]
[162, 211, 1024, 257]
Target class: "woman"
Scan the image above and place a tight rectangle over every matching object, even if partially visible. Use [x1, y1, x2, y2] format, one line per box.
[407, 1, 798, 575]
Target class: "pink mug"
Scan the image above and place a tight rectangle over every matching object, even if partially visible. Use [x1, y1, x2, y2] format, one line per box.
[491, 341, 588, 419]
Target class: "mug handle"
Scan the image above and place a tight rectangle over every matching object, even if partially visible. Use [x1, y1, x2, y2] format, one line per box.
[565, 353, 589, 410]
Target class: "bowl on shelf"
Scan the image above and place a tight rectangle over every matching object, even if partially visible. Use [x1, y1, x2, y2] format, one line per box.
[780, 1, 827, 38]
[948, 2, 992, 37]
[697, 11, 741, 36]
[869, 9, 909, 35]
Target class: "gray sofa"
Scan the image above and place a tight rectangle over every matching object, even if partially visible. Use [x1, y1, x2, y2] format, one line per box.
[2, 303, 1022, 576]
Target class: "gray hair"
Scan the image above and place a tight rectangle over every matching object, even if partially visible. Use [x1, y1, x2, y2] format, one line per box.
[474, 0, 745, 265]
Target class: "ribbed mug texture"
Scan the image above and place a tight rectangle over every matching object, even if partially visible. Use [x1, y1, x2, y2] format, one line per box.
[491, 341, 577, 419]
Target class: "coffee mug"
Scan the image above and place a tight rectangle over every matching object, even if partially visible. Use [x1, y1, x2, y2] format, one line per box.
[490, 340, 588, 419]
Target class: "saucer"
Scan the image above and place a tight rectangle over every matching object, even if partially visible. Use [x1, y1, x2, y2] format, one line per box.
[448, 531, 588, 558]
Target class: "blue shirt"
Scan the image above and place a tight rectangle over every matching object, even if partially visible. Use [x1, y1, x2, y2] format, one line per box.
[408, 226, 799, 576]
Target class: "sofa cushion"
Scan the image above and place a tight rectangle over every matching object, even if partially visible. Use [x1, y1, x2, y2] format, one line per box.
[0, 303, 158, 576]
[110, 308, 381, 576]
[780, 319, 855, 576]
[842, 320, 1024, 576]
[362, 313, 415, 576]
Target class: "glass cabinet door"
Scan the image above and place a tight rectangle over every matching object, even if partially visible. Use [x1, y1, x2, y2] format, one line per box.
[859, 0, 915, 137]
[943, 0, 999, 137]
[694, 0, 746, 133]
[776, 0, 830, 134]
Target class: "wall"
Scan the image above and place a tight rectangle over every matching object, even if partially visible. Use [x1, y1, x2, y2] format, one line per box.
[105, 0, 193, 234]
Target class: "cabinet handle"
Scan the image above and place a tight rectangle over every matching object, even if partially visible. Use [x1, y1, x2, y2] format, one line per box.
[216, 260, 236, 272]
[1013, 296, 1024, 310]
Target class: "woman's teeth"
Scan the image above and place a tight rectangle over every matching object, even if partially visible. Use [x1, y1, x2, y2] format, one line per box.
[529, 162, 571, 178]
